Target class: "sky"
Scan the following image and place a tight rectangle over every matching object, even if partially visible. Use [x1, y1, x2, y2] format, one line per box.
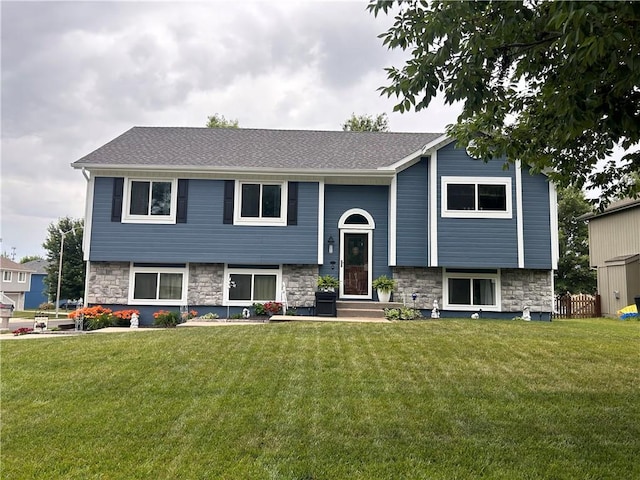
[1, 0, 463, 260]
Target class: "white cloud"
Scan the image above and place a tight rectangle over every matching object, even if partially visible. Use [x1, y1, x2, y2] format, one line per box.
[1, 1, 459, 258]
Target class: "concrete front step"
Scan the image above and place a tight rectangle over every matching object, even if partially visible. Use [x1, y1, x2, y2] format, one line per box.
[336, 301, 403, 319]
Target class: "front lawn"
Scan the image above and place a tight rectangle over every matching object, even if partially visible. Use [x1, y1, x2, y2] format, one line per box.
[1, 318, 638, 479]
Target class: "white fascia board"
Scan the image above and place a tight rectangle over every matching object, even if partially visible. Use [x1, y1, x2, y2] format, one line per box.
[379, 134, 454, 173]
[429, 149, 438, 267]
[549, 181, 559, 270]
[75, 164, 396, 179]
[82, 172, 94, 262]
[318, 181, 325, 265]
[515, 160, 525, 268]
[389, 176, 397, 266]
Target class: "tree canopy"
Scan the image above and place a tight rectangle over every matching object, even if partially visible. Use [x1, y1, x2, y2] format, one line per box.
[42, 217, 85, 302]
[19, 255, 43, 264]
[555, 186, 596, 294]
[342, 113, 390, 132]
[368, 0, 640, 207]
[206, 113, 239, 128]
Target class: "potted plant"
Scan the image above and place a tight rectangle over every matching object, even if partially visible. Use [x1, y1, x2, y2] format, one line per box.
[372, 275, 396, 303]
[317, 274, 340, 292]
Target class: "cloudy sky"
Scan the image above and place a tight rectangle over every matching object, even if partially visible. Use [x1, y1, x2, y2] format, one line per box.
[1, 0, 461, 259]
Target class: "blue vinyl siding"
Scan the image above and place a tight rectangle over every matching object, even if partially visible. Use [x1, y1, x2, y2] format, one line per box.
[25, 274, 48, 309]
[321, 185, 390, 279]
[521, 168, 553, 268]
[437, 142, 519, 268]
[90, 177, 318, 264]
[396, 158, 428, 266]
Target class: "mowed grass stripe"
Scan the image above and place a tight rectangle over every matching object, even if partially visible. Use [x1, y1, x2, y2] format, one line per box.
[1, 319, 638, 479]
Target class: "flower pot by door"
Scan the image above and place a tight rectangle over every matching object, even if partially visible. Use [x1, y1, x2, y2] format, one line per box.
[377, 289, 391, 303]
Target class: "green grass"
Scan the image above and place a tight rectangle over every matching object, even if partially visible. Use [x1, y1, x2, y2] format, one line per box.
[2, 318, 638, 479]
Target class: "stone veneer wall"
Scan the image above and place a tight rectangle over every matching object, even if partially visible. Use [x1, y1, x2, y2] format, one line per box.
[392, 267, 553, 312]
[500, 269, 553, 313]
[187, 263, 225, 305]
[87, 261, 130, 304]
[392, 267, 443, 309]
[283, 264, 318, 308]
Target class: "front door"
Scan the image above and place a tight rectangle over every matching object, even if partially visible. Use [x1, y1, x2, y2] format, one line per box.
[340, 231, 371, 298]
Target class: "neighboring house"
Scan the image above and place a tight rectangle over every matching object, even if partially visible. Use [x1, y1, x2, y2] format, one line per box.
[23, 259, 50, 309]
[582, 198, 640, 316]
[0, 257, 34, 310]
[72, 127, 559, 324]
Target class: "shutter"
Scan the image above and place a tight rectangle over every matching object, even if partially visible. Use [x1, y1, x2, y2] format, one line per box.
[223, 180, 235, 224]
[111, 177, 124, 222]
[177, 179, 188, 223]
[287, 182, 298, 226]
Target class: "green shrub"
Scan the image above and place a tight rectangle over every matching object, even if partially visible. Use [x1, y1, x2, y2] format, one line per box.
[152, 310, 180, 328]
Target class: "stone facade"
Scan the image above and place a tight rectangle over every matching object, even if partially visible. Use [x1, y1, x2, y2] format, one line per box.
[87, 261, 130, 304]
[392, 267, 553, 313]
[283, 264, 318, 308]
[392, 267, 443, 309]
[500, 269, 553, 313]
[187, 263, 225, 305]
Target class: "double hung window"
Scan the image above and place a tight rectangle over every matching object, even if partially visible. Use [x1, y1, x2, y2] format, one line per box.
[235, 181, 287, 225]
[225, 265, 281, 305]
[129, 264, 187, 304]
[442, 177, 512, 218]
[18, 272, 27, 283]
[123, 178, 177, 223]
[3, 271, 12, 282]
[443, 269, 500, 311]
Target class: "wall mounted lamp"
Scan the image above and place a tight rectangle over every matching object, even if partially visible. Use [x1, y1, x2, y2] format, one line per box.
[328, 235, 335, 254]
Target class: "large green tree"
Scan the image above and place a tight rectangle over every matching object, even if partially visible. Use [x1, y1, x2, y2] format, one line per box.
[555, 187, 597, 294]
[342, 113, 390, 132]
[368, 1, 640, 207]
[206, 113, 239, 128]
[43, 217, 85, 302]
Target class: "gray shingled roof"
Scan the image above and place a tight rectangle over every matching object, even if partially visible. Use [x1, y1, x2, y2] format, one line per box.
[73, 127, 444, 171]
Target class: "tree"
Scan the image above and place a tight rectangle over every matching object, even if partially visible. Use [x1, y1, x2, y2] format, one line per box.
[19, 255, 43, 264]
[206, 113, 239, 128]
[342, 113, 390, 132]
[555, 186, 596, 294]
[42, 217, 85, 302]
[368, 1, 640, 207]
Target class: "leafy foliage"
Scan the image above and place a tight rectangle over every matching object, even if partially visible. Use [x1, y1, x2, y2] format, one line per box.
[368, 1, 640, 207]
[42, 217, 85, 302]
[206, 113, 239, 128]
[19, 255, 43, 264]
[555, 186, 597, 294]
[342, 112, 389, 132]
[153, 310, 181, 328]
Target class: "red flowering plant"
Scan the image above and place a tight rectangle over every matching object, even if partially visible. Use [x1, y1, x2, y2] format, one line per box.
[263, 302, 283, 316]
[13, 327, 34, 336]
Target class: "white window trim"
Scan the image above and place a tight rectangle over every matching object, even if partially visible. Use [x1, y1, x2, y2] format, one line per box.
[17, 272, 27, 283]
[3, 271, 12, 282]
[441, 176, 512, 219]
[122, 178, 178, 224]
[442, 269, 501, 312]
[223, 265, 282, 306]
[234, 180, 288, 226]
[128, 263, 188, 305]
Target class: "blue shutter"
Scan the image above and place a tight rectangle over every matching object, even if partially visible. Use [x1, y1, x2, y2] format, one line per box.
[287, 182, 298, 226]
[223, 180, 234, 224]
[111, 178, 124, 222]
[177, 179, 188, 223]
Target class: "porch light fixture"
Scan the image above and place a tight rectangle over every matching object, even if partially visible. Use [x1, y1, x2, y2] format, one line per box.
[327, 236, 335, 254]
